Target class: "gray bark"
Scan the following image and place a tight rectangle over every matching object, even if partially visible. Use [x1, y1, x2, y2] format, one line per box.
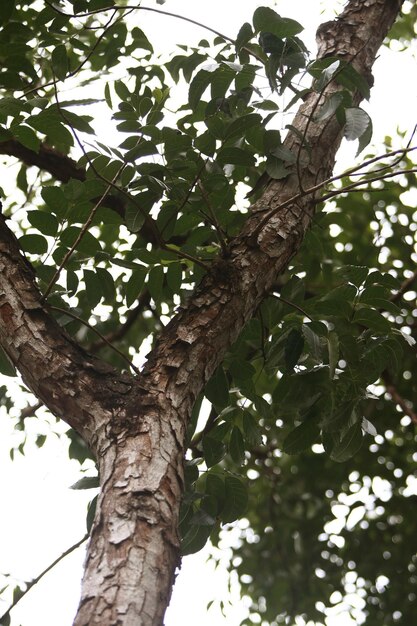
[0, 1, 404, 624]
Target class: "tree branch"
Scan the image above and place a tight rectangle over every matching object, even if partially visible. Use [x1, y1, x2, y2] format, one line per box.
[0, 212, 137, 444]
[0, 533, 89, 622]
[382, 371, 417, 424]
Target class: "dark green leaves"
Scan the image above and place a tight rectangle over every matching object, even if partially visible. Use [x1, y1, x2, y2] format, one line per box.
[180, 472, 248, 555]
[0, 0, 15, 26]
[283, 417, 320, 454]
[11, 125, 40, 152]
[205, 366, 229, 411]
[252, 7, 303, 38]
[222, 476, 248, 522]
[284, 328, 304, 371]
[202, 436, 226, 468]
[52, 44, 69, 81]
[27, 210, 58, 236]
[229, 426, 246, 465]
[70, 476, 99, 490]
[0, 346, 16, 377]
[344, 107, 371, 142]
[19, 234, 48, 254]
[353, 308, 391, 333]
[216, 147, 256, 167]
[330, 422, 363, 462]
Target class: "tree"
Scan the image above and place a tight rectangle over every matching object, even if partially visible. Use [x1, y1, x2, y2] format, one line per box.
[0, 0, 416, 624]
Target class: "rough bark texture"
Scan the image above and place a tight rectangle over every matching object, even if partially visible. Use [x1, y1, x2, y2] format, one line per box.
[0, 1, 404, 625]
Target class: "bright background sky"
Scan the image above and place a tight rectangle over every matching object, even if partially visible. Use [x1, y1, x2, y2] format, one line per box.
[0, 1, 416, 625]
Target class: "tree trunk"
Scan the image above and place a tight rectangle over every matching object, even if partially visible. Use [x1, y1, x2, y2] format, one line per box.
[0, 1, 404, 624]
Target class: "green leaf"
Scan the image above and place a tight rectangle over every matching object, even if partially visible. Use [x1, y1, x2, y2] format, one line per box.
[0, 0, 15, 26]
[205, 473, 225, 514]
[60, 227, 101, 254]
[315, 60, 340, 92]
[337, 64, 371, 100]
[202, 436, 226, 468]
[70, 476, 99, 490]
[188, 69, 212, 110]
[222, 476, 248, 523]
[302, 324, 323, 362]
[30, 117, 73, 148]
[181, 522, 212, 556]
[359, 285, 401, 315]
[364, 270, 400, 290]
[125, 268, 147, 307]
[253, 7, 303, 38]
[19, 234, 48, 254]
[86, 495, 98, 533]
[27, 210, 58, 236]
[328, 331, 339, 380]
[96, 267, 115, 302]
[353, 308, 391, 333]
[216, 147, 255, 166]
[41, 186, 68, 216]
[314, 92, 344, 122]
[0, 346, 16, 377]
[242, 412, 262, 446]
[166, 262, 182, 294]
[104, 82, 112, 108]
[322, 396, 359, 433]
[36, 434, 47, 448]
[236, 22, 254, 51]
[229, 426, 245, 465]
[335, 265, 368, 287]
[283, 418, 320, 454]
[330, 422, 363, 462]
[284, 328, 304, 371]
[362, 417, 377, 437]
[125, 206, 146, 233]
[12, 125, 41, 152]
[125, 141, 158, 162]
[83, 269, 103, 309]
[265, 156, 290, 180]
[148, 265, 164, 303]
[194, 130, 216, 157]
[224, 113, 262, 141]
[205, 366, 230, 410]
[344, 107, 371, 141]
[356, 114, 373, 155]
[270, 144, 296, 163]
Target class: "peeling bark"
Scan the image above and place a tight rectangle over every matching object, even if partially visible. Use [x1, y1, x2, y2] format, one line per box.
[0, 1, 404, 625]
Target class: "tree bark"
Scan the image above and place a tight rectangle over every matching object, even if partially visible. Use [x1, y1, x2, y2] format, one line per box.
[0, 1, 404, 624]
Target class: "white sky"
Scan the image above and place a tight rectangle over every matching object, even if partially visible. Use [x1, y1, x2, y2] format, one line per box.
[0, 1, 416, 625]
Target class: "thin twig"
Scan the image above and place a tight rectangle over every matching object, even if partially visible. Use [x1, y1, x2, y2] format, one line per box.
[270, 293, 314, 321]
[41, 164, 125, 301]
[44, 2, 233, 42]
[391, 268, 417, 303]
[175, 160, 208, 217]
[23, 9, 120, 98]
[382, 371, 417, 424]
[160, 243, 211, 271]
[0, 533, 89, 621]
[318, 167, 417, 203]
[49, 306, 141, 374]
[253, 161, 417, 240]
[18, 401, 43, 420]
